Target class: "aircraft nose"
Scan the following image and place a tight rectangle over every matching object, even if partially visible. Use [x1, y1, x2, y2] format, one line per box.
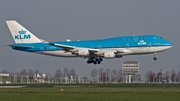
[165, 40, 173, 49]
[167, 41, 173, 47]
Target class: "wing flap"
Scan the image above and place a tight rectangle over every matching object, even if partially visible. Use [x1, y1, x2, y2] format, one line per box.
[88, 49, 99, 52]
[50, 43, 75, 50]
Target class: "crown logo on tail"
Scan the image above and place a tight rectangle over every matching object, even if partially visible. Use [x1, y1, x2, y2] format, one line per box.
[18, 30, 26, 34]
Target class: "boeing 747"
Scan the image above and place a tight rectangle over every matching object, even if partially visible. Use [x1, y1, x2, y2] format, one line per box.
[6, 20, 173, 64]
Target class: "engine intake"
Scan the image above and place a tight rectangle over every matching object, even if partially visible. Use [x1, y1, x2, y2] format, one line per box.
[78, 49, 89, 56]
[104, 52, 115, 59]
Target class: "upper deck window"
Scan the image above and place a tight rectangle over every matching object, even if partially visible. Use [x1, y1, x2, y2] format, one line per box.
[121, 38, 133, 41]
[139, 38, 148, 40]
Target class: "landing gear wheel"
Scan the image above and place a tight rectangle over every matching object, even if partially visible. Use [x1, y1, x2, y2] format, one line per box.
[98, 61, 101, 64]
[93, 61, 97, 65]
[99, 58, 103, 61]
[95, 58, 99, 61]
[153, 57, 157, 61]
[87, 61, 91, 64]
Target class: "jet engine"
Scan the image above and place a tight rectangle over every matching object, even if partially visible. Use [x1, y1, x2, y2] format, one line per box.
[104, 52, 115, 59]
[78, 49, 89, 56]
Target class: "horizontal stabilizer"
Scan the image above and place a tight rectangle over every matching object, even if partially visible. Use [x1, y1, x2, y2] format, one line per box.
[7, 45, 34, 49]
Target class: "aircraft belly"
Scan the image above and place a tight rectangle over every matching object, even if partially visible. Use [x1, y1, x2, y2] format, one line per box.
[131, 46, 172, 54]
[133, 47, 149, 53]
[35, 46, 172, 58]
[40, 51, 77, 57]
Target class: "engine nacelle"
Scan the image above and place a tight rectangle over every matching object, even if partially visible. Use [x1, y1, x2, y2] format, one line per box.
[78, 49, 89, 56]
[104, 52, 115, 59]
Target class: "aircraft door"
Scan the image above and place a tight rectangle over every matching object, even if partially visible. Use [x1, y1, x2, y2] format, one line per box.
[126, 43, 129, 49]
[133, 36, 138, 42]
[148, 42, 151, 47]
[39, 47, 44, 54]
[148, 42, 152, 52]
[98, 44, 101, 49]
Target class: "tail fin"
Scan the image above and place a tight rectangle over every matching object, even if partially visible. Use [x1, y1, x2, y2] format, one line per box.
[6, 20, 42, 43]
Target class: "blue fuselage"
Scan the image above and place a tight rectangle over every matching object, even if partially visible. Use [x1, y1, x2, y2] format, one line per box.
[11, 35, 173, 53]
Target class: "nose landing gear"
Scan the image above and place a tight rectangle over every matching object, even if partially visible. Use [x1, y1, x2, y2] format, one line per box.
[153, 53, 157, 61]
[153, 57, 157, 61]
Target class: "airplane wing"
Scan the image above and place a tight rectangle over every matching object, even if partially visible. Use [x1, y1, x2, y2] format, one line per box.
[49, 43, 132, 57]
[50, 43, 75, 50]
[50, 43, 99, 53]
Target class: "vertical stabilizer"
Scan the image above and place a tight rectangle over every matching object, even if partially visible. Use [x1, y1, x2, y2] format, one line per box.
[6, 20, 42, 43]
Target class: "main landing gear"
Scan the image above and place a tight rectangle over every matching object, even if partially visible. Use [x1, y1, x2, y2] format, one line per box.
[153, 53, 157, 61]
[87, 57, 103, 65]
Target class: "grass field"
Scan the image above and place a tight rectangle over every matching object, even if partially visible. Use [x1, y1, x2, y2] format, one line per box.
[0, 87, 180, 101]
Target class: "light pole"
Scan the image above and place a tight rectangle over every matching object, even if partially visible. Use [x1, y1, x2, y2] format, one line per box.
[14, 72, 15, 84]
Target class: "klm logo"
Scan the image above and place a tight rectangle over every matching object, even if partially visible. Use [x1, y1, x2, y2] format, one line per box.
[138, 40, 146, 45]
[14, 30, 31, 40]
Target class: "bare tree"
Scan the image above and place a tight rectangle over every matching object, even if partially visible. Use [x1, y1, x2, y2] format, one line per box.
[114, 69, 122, 82]
[98, 68, 104, 76]
[105, 68, 110, 82]
[35, 69, 40, 74]
[111, 69, 117, 81]
[137, 74, 141, 82]
[176, 71, 180, 82]
[2, 70, 8, 74]
[105, 68, 110, 77]
[171, 70, 176, 82]
[46, 74, 52, 78]
[20, 69, 27, 76]
[144, 70, 154, 82]
[152, 72, 156, 83]
[63, 67, 68, 77]
[98, 68, 104, 82]
[164, 71, 170, 82]
[15, 72, 20, 76]
[69, 68, 76, 76]
[144, 71, 151, 82]
[157, 69, 162, 82]
[28, 69, 34, 76]
[55, 69, 62, 78]
[117, 69, 122, 77]
[91, 68, 97, 80]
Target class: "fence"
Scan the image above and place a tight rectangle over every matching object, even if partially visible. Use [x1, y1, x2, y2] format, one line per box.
[0, 75, 179, 84]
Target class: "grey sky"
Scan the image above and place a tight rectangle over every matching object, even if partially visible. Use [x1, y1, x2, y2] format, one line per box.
[0, 0, 179, 77]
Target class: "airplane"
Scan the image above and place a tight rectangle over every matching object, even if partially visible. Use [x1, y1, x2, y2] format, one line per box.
[6, 20, 173, 65]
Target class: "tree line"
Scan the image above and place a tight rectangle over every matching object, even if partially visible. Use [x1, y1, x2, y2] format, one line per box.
[0, 67, 76, 78]
[1, 68, 180, 83]
[144, 69, 180, 83]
